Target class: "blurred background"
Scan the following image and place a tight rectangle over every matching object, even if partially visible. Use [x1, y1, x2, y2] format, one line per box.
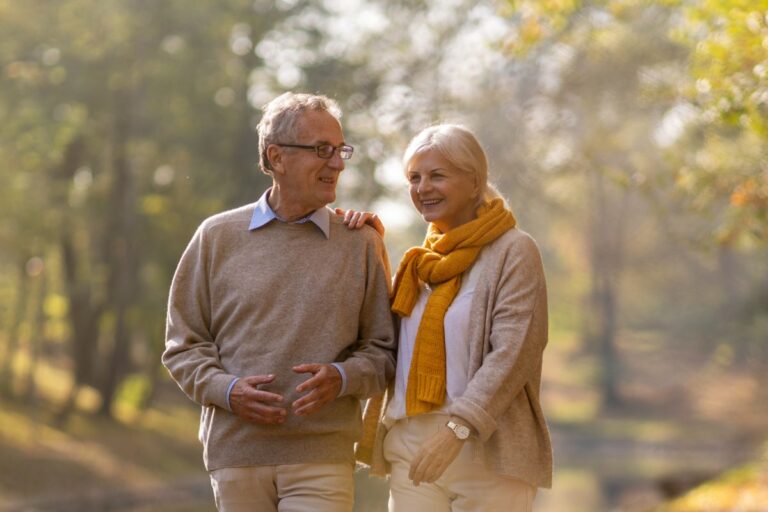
[1, 0, 767, 511]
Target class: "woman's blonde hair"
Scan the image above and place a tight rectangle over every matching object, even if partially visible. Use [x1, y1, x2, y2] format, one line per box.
[403, 124, 502, 202]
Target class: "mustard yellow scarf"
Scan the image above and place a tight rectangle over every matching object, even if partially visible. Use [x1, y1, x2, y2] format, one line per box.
[391, 198, 516, 415]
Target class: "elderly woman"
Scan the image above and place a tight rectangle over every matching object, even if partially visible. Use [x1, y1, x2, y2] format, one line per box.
[350, 124, 552, 511]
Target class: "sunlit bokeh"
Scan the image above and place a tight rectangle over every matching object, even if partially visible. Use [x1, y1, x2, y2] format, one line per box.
[1, 0, 766, 510]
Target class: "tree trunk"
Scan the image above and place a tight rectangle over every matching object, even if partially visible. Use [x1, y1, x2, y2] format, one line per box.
[717, 244, 746, 362]
[595, 271, 620, 407]
[0, 258, 30, 398]
[58, 234, 102, 423]
[60, 235, 101, 388]
[586, 172, 628, 409]
[98, 88, 138, 417]
[55, 140, 97, 382]
[22, 265, 47, 402]
[229, 50, 267, 207]
[136, 317, 166, 412]
[53, 136, 99, 423]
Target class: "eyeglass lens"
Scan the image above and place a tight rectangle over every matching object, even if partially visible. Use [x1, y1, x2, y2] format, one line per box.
[318, 145, 353, 160]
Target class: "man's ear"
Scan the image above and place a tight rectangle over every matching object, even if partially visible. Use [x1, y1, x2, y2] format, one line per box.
[266, 144, 284, 175]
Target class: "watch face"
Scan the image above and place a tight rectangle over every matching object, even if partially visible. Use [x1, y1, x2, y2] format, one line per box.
[448, 421, 470, 439]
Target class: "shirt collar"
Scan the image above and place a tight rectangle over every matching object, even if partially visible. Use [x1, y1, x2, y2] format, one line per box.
[249, 188, 331, 239]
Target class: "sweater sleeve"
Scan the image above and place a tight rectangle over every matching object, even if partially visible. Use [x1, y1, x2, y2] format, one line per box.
[162, 224, 236, 411]
[335, 229, 397, 399]
[448, 233, 548, 441]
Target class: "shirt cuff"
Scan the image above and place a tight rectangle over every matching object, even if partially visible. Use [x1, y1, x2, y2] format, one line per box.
[225, 377, 239, 411]
[331, 363, 347, 397]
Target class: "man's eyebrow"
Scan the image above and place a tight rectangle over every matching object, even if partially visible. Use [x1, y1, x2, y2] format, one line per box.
[308, 139, 346, 146]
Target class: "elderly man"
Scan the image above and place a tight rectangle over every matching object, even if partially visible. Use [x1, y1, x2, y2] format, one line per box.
[162, 92, 395, 512]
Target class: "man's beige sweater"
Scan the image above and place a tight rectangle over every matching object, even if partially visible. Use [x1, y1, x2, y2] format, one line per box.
[163, 203, 396, 470]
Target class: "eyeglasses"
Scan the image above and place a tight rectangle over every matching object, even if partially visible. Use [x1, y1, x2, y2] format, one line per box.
[275, 143, 354, 160]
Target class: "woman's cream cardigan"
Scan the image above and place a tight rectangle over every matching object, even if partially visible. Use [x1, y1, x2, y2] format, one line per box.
[357, 227, 553, 489]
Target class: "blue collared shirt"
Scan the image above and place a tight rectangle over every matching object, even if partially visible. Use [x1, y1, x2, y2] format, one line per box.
[226, 189, 347, 410]
[248, 188, 332, 238]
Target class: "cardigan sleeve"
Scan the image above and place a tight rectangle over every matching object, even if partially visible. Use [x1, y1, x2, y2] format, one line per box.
[448, 232, 548, 441]
[162, 224, 236, 411]
[334, 228, 397, 399]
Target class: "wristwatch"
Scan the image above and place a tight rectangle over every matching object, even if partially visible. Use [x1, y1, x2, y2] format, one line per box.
[446, 420, 471, 440]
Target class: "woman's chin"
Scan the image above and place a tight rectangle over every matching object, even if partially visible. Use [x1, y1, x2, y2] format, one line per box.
[420, 212, 441, 225]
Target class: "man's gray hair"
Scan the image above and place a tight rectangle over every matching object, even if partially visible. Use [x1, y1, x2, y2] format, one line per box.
[257, 92, 342, 175]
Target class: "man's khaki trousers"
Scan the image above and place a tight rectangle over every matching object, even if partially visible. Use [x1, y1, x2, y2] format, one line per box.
[209, 462, 354, 512]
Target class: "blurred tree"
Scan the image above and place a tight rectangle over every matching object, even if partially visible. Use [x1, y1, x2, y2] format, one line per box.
[495, 0, 686, 407]
[664, 0, 768, 364]
[1, 0, 766, 426]
[21, 258, 47, 402]
[0, 0, 293, 418]
[0, 257, 31, 397]
[671, 0, 768, 245]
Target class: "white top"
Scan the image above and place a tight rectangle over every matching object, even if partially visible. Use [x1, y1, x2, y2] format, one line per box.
[385, 261, 480, 422]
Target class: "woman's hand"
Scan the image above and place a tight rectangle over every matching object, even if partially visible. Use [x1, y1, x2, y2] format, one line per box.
[408, 425, 465, 486]
[335, 208, 385, 237]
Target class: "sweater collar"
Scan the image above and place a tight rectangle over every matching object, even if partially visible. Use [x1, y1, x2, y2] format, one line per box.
[249, 188, 331, 239]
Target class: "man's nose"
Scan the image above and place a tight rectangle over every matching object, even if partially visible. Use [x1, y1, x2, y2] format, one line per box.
[327, 150, 345, 170]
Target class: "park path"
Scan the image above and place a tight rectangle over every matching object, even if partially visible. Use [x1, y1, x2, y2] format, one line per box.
[1, 431, 758, 512]
[0, 475, 212, 512]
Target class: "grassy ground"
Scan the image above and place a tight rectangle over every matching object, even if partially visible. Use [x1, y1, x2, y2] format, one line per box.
[653, 447, 768, 512]
[0, 385, 209, 510]
[1, 327, 767, 511]
[537, 325, 768, 511]
[0, 375, 394, 512]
